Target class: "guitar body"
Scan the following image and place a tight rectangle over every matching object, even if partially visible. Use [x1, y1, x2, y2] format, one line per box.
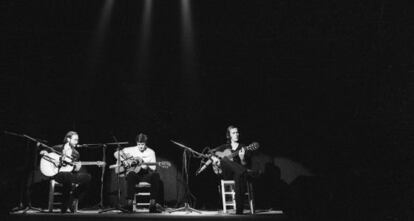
[112, 162, 142, 177]
[40, 152, 106, 177]
[215, 149, 233, 160]
[110, 161, 172, 177]
[212, 149, 233, 174]
[40, 152, 61, 177]
[212, 142, 260, 175]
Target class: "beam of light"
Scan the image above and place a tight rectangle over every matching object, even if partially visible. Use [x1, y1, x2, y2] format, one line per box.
[130, 0, 153, 108]
[180, 0, 198, 94]
[74, 0, 114, 129]
[136, 0, 153, 73]
[93, 0, 115, 55]
[84, 0, 114, 70]
[86, 0, 115, 77]
[181, 0, 195, 74]
[179, 0, 201, 131]
[130, 0, 153, 96]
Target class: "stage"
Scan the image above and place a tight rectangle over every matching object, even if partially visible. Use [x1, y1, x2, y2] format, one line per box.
[6, 209, 286, 221]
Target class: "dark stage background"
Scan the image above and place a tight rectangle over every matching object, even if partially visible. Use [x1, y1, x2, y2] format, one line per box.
[1, 0, 413, 220]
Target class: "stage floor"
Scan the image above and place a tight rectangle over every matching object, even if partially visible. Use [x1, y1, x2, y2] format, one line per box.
[6, 209, 287, 221]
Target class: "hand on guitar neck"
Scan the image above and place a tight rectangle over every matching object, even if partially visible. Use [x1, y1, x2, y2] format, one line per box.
[121, 156, 143, 168]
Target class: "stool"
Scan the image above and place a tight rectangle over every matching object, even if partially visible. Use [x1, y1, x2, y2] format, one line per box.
[48, 179, 78, 212]
[220, 180, 254, 214]
[133, 182, 152, 212]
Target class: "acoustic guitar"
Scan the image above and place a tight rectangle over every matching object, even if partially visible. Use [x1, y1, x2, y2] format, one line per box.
[109, 159, 171, 177]
[40, 152, 106, 177]
[212, 142, 260, 174]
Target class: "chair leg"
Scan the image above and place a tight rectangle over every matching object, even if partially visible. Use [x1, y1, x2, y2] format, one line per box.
[231, 184, 236, 212]
[134, 183, 152, 212]
[73, 199, 78, 213]
[48, 180, 55, 212]
[221, 180, 239, 213]
[221, 180, 226, 213]
[133, 194, 137, 212]
[247, 182, 255, 214]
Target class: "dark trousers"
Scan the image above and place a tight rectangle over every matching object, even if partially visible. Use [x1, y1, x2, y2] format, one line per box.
[126, 170, 160, 202]
[54, 171, 91, 208]
[220, 158, 247, 213]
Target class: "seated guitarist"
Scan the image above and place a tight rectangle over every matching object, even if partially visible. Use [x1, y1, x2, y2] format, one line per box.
[113, 133, 161, 212]
[211, 125, 251, 214]
[40, 131, 91, 213]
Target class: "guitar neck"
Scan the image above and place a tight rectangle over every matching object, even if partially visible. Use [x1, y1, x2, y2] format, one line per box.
[79, 161, 103, 166]
[225, 144, 257, 159]
[140, 162, 159, 166]
[111, 161, 159, 167]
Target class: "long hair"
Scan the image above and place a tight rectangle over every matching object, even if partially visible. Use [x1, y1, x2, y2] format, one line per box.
[63, 131, 78, 143]
[226, 125, 238, 143]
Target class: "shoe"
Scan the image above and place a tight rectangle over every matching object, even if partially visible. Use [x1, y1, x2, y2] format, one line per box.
[149, 199, 158, 213]
[235, 209, 244, 215]
[61, 195, 73, 213]
[60, 206, 68, 213]
[155, 203, 165, 213]
[122, 199, 133, 212]
[69, 199, 78, 213]
[148, 203, 164, 213]
[121, 205, 133, 212]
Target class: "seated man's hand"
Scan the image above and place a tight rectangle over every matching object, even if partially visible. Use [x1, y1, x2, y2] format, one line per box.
[238, 147, 245, 160]
[136, 157, 144, 165]
[211, 155, 220, 166]
[74, 162, 82, 171]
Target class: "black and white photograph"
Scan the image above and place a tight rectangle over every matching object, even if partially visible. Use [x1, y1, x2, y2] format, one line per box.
[0, 1, 412, 221]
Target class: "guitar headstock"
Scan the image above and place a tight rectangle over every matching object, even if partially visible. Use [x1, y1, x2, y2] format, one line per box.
[158, 161, 171, 168]
[246, 142, 260, 151]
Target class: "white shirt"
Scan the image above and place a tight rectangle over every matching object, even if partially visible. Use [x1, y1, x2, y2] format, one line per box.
[115, 146, 157, 171]
[231, 142, 239, 151]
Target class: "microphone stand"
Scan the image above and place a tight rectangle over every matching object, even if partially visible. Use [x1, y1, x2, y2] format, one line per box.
[169, 140, 205, 214]
[81, 143, 107, 211]
[99, 138, 129, 213]
[5, 131, 44, 213]
[98, 144, 106, 210]
[81, 141, 129, 211]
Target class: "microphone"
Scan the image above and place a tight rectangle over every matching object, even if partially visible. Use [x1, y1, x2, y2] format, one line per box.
[196, 159, 212, 175]
[76, 144, 89, 148]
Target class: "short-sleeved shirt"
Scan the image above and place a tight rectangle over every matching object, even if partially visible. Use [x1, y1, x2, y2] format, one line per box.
[115, 146, 157, 171]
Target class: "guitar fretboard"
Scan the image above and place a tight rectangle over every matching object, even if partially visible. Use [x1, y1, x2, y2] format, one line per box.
[80, 162, 103, 165]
